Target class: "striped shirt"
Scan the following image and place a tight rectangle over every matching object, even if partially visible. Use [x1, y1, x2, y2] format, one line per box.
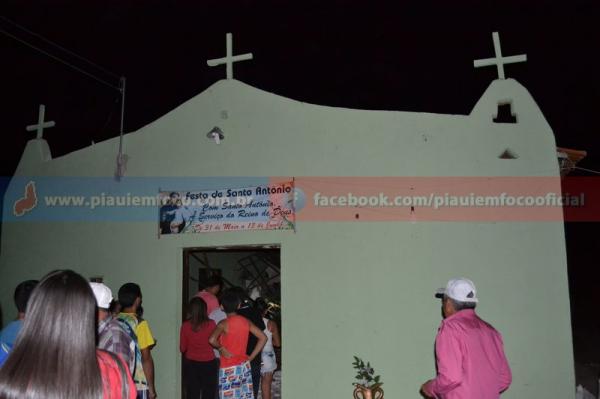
[98, 315, 136, 374]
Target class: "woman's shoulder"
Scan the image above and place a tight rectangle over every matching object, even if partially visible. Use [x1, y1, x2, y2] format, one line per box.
[180, 320, 191, 332]
[198, 319, 216, 331]
[205, 319, 217, 331]
[230, 314, 250, 326]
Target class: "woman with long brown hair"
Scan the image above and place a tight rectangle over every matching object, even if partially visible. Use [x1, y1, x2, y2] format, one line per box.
[180, 297, 218, 399]
[0, 270, 136, 399]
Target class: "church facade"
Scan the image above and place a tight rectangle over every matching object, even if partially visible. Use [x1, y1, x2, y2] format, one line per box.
[0, 34, 575, 399]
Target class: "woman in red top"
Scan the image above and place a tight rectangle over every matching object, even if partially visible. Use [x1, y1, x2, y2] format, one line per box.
[180, 297, 218, 399]
[0, 269, 136, 399]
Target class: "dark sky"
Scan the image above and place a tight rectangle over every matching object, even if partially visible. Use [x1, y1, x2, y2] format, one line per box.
[1, 1, 599, 328]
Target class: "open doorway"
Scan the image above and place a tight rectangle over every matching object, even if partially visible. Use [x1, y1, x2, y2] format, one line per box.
[182, 245, 281, 399]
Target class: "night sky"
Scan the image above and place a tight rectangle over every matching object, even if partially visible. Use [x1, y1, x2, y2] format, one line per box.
[2, 0, 599, 363]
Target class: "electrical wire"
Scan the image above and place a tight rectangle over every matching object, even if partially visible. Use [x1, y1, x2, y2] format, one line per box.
[1, 16, 128, 178]
[0, 26, 119, 90]
[0, 15, 120, 79]
[573, 166, 600, 175]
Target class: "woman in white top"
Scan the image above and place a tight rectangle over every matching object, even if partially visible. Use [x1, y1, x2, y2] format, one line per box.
[256, 298, 281, 399]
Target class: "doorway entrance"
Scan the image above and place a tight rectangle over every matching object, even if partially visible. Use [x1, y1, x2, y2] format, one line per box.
[182, 245, 281, 399]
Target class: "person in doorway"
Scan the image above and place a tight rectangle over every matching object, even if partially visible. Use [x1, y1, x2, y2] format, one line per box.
[91, 282, 136, 373]
[196, 275, 223, 315]
[420, 278, 512, 399]
[208, 297, 227, 360]
[180, 297, 218, 399]
[0, 280, 38, 348]
[255, 298, 281, 399]
[0, 270, 135, 398]
[118, 282, 158, 399]
[228, 287, 266, 399]
[209, 290, 267, 399]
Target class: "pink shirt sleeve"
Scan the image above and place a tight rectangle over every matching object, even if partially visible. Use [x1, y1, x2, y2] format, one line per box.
[495, 333, 512, 392]
[424, 318, 512, 398]
[426, 325, 463, 396]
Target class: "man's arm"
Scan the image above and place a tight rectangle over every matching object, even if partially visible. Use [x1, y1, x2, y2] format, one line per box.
[141, 347, 157, 399]
[247, 321, 267, 362]
[137, 320, 157, 398]
[496, 333, 512, 393]
[422, 326, 463, 397]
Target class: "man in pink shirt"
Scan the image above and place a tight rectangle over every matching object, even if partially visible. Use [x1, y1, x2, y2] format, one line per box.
[196, 275, 223, 315]
[421, 278, 512, 399]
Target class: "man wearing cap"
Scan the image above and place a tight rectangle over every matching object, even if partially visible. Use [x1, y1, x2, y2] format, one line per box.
[90, 282, 136, 374]
[420, 278, 512, 399]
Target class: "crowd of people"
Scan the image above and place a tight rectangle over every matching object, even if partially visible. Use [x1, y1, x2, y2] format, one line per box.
[0, 270, 511, 399]
[0, 272, 281, 399]
[0, 270, 140, 399]
[183, 277, 281, 399]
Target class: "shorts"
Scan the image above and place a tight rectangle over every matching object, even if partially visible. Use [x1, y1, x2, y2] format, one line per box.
[219, 360, 254, 399]
[261, 350, 277, 375]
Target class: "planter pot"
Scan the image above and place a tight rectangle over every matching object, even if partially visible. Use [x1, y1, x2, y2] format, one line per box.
[353, 385, 384, 399]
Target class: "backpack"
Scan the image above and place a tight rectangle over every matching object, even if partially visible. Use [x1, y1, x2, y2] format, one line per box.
[116, 316, 141, 383]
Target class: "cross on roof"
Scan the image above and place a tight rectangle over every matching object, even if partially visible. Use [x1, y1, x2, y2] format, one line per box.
[26, 104, 55, 139]
[473, 32, 527, 79]
[207, 33, 253, 80]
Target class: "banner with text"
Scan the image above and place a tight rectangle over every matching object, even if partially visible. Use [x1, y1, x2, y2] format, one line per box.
[159, 182, 295, 234]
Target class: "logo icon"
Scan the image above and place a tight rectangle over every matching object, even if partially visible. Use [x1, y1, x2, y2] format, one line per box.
[13, 181, 38, 217]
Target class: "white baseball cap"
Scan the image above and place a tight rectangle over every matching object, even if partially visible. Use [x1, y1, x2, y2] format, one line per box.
[435, 278, 478, 303]
[90, 282, 113, 309]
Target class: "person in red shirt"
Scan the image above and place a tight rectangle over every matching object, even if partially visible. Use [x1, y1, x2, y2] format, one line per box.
[209, 290, 267, 399]
[180, 297, 218, 399]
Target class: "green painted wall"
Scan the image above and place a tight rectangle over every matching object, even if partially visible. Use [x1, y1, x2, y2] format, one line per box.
[1, 79, 574, 398]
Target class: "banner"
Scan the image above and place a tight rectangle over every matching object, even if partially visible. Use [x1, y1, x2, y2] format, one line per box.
[158, 182, 295, 234]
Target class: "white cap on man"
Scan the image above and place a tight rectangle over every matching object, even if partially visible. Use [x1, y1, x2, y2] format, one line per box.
[435, 278, 478, 303]
[90, 282, 113, 309]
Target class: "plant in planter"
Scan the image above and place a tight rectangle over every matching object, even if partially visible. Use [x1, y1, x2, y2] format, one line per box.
[352, 356, 384, 399]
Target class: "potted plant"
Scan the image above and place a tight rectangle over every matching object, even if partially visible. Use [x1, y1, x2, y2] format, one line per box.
[352, 356, 384, 399]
